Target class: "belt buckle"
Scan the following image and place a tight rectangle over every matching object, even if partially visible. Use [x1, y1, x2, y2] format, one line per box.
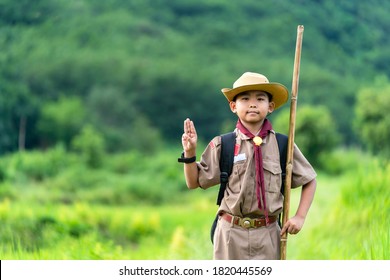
[241, 217, 253, 229]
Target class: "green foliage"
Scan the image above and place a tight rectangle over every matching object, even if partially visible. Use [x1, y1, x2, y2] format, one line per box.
[1, 1, 390, 261]
[273, 105, 341, 167]
[0, 145, 187, 206]
[0, 65, 39, 152]
[285, 154, 390, 260]
[354, 76, 390, 156]
[84, 85, 164, 153]
[38, 96, 86, 147]
[0, 145, 389, 260]
[336, 159, 390, 259]
[1, 0, 390, 153]
[0, 199, 214, 259]
[318, 148, 369, 175]
[2, 144, 71, 182]
[71, 125, 106, 168]
[0, 0, 62, 25]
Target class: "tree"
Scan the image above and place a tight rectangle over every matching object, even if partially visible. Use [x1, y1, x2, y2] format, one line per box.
[0, 66, 38, 153]
[1, 0, 390, 153]
[272, 105, 341, 168]
[354, 75, 390, 156]
[71, 124, 105, 168]
[85, 86, 162, 153]
[37, 96, 86, 148]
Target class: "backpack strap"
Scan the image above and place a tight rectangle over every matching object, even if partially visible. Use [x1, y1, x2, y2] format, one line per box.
[216, 131, 236, 205]
[275, 132, 288, 227]
[211, 131, 236, 243]
[276, 133, 288, 194]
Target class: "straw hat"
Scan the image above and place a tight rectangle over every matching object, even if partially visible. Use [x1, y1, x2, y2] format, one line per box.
[221, 72, 289, 109]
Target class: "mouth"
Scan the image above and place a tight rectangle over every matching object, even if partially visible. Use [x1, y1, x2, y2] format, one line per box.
[247, 111, 259, 115]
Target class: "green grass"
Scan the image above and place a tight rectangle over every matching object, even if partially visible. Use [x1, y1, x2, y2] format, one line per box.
[287, 161, 390, 260]
[0, 196, 217, 260]
[0, 147, 389, 260]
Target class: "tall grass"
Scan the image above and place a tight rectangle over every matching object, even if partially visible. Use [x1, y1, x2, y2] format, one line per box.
[338, 159, 390, 259]
[287, 149, 390, 260]
[0, 147, 388, 259]
[0, 199, 215, 259]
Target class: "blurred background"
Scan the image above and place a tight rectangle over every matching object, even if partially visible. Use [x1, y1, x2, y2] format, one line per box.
[0, 0, 389, 259]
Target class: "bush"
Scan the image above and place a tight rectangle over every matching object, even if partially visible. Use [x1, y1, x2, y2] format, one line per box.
[3, 144, 72, 182]
[273, 105, 341, 168]
[38, 96, 86, 148]
[71, 125, 106, 168]
[354, 76, 390, 156]
[319, 148, 370, 175]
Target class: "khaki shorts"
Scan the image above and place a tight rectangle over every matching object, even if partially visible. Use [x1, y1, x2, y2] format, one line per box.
[213, 215, 281, 260]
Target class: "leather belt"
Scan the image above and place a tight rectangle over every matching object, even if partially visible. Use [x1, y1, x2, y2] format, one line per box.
[221, 213, 277, 229]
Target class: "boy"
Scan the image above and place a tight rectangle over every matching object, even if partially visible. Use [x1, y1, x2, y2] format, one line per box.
[179, 72, 317, 260]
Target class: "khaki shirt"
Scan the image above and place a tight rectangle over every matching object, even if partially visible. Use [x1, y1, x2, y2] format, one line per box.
[197, 128, 317, 217]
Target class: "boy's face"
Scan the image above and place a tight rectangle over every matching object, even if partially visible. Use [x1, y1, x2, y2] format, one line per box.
[229, 90, 275, 125]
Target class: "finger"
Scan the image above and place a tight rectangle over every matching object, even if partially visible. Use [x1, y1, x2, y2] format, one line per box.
[188, 121, 193, 135]
[190, 120, 197, 135]
[290, 226, 300, 235]
[184, 118, 189, 133]
[288, 225, 297, 235]
[182, 134, 187, 146]
[282, 221, 294, 235]
[280, 223, 288, 236]
[186, 119, 193, 135]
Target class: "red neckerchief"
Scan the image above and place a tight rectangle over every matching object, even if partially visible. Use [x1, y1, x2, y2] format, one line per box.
[236, 118, 273, 224]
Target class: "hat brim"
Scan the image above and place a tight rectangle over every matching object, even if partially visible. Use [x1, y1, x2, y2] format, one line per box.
[221, 83, 289, 110]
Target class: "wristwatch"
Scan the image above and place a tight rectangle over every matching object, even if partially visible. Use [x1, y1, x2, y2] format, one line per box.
[178, 151, 196, 163]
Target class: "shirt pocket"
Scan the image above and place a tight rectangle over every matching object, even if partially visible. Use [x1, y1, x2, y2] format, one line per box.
[263, 160, 282, 193]
[227, 159, 248, 195]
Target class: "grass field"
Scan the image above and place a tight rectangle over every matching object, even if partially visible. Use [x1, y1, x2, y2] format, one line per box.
[0, 148, 389, 260]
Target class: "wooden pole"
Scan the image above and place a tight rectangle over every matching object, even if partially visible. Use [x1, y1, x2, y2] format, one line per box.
[280, 25, 304, 260]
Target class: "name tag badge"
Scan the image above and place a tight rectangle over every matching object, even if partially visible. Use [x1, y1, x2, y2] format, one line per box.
[234, 153, 246, 163]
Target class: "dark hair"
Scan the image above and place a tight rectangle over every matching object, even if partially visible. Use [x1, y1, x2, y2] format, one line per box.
[233, 91, 273, 102]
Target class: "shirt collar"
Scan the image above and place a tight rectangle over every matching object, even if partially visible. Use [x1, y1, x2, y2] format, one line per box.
[234, 128, 275, 144]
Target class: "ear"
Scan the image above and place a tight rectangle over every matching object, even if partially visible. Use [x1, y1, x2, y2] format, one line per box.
[229, 101, 237, 114]
[268, 101, 275, 114]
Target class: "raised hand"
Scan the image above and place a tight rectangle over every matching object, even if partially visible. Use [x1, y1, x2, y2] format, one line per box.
[182, 118, 197, 153]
